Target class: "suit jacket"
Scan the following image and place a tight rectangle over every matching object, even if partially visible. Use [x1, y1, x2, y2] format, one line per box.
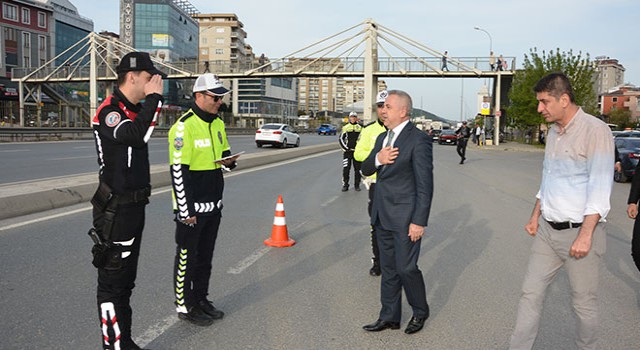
[361, 121, 434, 232]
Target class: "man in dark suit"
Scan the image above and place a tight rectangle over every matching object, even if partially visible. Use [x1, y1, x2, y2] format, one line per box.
[361, 90, 433, 335]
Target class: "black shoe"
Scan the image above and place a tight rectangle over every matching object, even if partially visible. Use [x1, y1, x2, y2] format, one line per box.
[355, 186, 361, 191]
[121, 340, 147, 350]
[459, 159, 464, 164]
[198, 299, 224, 320]
[178, 307, 214, 326]
[341, 185, 349, 192]
[369, 262, 381, 276]
[363, 319, 400, 332]
[404, 316, 427, 334]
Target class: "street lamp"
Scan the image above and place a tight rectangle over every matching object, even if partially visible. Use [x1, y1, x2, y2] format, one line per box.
[473, 26, 492, 53]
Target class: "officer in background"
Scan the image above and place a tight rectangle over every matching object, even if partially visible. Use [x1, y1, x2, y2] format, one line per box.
[340, 111, 363, 191]
[168, 73, 239, 326]
[354, 90, 388, 276]
[90, 51, 165, 350]
[455, 121, 471, 164]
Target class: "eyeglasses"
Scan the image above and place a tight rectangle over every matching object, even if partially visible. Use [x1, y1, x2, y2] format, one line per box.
[204, 92, 222, 102]
[376, 103, 384, 108]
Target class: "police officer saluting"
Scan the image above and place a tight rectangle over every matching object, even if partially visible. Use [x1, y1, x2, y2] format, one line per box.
[340, 111, 363, 191]
[90, 51, 165, 350]
[169, 73, 238, 326]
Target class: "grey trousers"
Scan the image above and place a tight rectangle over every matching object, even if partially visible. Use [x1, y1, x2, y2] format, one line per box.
[509, 219, 606, 350]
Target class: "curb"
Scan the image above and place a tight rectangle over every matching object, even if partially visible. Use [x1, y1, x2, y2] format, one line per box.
[0, 143, 338, 220]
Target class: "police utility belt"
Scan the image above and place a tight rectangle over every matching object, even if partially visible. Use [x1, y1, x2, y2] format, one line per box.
[87, 181, 150, 269]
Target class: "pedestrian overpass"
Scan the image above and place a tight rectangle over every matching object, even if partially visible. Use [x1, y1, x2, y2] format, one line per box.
[12, 19, 514, 143]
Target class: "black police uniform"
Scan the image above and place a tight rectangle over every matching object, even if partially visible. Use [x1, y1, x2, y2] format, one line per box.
[340, 121, 363, 190]
[91, 86, 163, 349]
[456, 124, 471, 164]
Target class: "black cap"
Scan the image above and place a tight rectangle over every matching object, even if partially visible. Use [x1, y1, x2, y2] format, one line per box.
[116, 52, 167, 78]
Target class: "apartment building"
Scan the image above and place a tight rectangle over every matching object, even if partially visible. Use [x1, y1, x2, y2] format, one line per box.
[193, 13, 251, 72]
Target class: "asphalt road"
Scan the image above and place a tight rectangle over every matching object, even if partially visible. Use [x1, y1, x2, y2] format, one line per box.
[0, 144, 639, 349]
[0, 133, 336, 185]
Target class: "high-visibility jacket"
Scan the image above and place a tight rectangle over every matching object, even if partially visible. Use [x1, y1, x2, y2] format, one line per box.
[339, 122, 362, 151]
[354, 119, 387, 181]
[168, 104, 232, 219]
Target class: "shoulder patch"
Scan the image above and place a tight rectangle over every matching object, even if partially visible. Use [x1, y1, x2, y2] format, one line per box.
[105, 112, 121, 127]
[217, 130, 223, 144]
[174, 137, 184, 150]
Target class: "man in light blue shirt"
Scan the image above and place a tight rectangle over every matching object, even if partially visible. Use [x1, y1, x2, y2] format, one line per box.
[510, 73, 614, 350]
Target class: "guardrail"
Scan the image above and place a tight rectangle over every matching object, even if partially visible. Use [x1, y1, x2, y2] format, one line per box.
[0, 127, 316, 142]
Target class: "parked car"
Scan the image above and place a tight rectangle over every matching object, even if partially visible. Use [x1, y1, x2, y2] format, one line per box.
[255, 123, 300, 148]
[614, 137, 640, 182]
[614, 130, 640, 138]
[317, 124, 337, 135]
[438, 129, 457, 145]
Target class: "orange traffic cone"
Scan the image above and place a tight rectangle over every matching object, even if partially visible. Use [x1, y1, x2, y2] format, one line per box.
[264, 195, 296, 247]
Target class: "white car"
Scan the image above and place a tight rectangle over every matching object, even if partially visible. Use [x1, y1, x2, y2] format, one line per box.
[255, 123, 300, 148]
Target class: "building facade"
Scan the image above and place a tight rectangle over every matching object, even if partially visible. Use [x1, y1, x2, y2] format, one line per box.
[41, 0, 93, 66]
[593, 57, 625, 95]
[298, 77, 344, 116]
[120, 0, 199, 106]
[232, 77, 297, 128]
[0, 0, 54, 124]
[192, 13, 252, 73]
[600, 84, 640, 122]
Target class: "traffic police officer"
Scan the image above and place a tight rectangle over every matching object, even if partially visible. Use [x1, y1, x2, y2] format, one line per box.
[168, 73, 238, 326]
[340, 111, 363, 191]
[90, 51, 165, 350]
[354, 90, 389, 276]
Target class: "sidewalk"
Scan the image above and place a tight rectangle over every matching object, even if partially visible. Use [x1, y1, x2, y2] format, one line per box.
[471, 140, 545, 153]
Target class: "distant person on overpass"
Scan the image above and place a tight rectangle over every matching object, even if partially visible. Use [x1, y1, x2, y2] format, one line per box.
[441, 51, 450, 71]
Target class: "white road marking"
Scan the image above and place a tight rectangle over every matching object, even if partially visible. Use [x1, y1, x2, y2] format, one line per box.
[0, 149, 29, 153]
[227, 221, 307, 274]
[227, 246, 272, 274]
[321, 195, 339, 207]
[135, 315, 177, 347]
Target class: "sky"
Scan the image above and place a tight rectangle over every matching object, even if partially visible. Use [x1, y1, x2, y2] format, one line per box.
[74, 0, 640, 121]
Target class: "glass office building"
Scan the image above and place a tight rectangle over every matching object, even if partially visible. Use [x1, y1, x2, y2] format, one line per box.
[121, 0, 199, 105]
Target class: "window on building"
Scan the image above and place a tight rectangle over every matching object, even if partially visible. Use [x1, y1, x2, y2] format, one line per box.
[23, 32, 30, 49]
[23, 55, 30, 67]
[201, 49, 208, 55]
[216, 38, 224, 44]
[613, 97, 618, 103]
[38, 35, 46, 64]
[4, 27, 17, 42]
[215, 49, 224, 55]
[201, 37, 207, 44]
[22, 8, 30, 24]
[216, 28, 225, 33]
[3, 3, 18, 21]
[38, 11, 46, 28]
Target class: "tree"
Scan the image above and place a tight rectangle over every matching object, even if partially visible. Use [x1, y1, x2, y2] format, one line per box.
[608, 108, 632, 129]
[507, 48, 597, 128]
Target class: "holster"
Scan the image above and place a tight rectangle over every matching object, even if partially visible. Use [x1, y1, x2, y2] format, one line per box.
[89, 181, 122, 270]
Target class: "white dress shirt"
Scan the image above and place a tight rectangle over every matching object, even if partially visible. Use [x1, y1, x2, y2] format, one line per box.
[537, 108, 614, 223]
[375, 120, 410, 167]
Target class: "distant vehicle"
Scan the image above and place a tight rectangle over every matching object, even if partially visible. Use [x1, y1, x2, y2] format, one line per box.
[438, 129, 457, 145]
[255, 123, 300, 148]
[615, 130, 640, 138]
[614, 137, 640, 182]
[429, 129, 442, 142]
[317, 124, 337, 135]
